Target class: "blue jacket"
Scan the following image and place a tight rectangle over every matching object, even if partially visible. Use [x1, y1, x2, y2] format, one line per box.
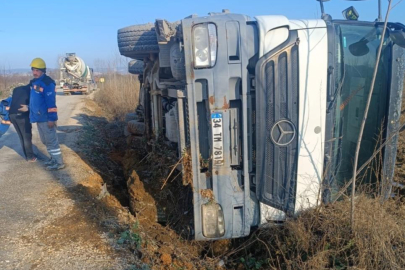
[29, 74, 58, 123]
[0, 97, 12, 137]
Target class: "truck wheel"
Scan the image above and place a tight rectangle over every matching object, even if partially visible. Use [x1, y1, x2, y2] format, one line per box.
[127, 120, 145, 136]
[128, 60, 144, 74]
[125, 112, 138, 123]
[118, 23, 159, 60]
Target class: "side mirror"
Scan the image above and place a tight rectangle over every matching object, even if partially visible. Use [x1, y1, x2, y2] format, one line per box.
[349, 38, 370, 56]
[390, 30, 405, 48]
[316, 0, 331, 20]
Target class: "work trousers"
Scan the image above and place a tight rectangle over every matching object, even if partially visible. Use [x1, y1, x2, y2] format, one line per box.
[9, 113, 35, 159]
[37, 122, 64, 165]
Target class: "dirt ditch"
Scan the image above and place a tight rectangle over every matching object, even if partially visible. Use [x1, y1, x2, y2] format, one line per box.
[78, 95, 405, 270]
[78, 99, 228, 269]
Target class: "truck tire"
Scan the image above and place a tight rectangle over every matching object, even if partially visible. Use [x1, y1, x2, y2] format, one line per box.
[128, 60, 144, 75]
[118, 23, 159, 60]
[125, 112, 138, 123]
[127, 120, 145, 136]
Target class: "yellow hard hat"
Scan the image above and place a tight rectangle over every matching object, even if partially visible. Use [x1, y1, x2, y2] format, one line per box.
[30, 58, 46, 69]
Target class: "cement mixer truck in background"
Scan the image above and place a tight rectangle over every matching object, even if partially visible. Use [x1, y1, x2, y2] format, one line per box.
[118, 5, 405, 240]
[59, 53, 97, 95]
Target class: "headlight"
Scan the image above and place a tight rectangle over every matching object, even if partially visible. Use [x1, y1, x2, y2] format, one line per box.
[202, 203, 225, 238]
[193, 23, 217, 68]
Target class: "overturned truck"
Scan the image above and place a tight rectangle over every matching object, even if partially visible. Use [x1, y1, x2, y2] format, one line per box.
[118, 10, 405, 240]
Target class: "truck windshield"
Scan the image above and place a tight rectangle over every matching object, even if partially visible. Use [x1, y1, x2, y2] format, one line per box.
[330, 23, 392, 198]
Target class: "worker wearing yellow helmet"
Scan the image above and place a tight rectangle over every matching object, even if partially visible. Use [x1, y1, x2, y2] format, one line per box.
[30, 58, 46, 72]
[28, 57, 65, 170]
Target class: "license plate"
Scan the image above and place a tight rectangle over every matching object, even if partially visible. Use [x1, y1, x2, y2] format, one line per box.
[211, 112, 224, 165]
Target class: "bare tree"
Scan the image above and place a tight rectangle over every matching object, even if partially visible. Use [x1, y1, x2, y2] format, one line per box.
[350, 0, 393, 229]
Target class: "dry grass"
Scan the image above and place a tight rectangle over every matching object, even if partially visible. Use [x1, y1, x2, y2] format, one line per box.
[94, 72, 140, 120]
[0, 73, 30, 99]
[182, 148, 193, 186]
[228, 195, 404, 270]
[0, 68, 59, 99]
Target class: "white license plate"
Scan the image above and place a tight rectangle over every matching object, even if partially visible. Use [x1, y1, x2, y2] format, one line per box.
[211, 112, 224, 165]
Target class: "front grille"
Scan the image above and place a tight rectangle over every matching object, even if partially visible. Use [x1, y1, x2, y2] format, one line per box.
[256, 32, 299, 213]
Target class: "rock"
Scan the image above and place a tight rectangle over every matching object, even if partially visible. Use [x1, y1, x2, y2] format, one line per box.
[217, 260, 225, 267]
[160, 253, 172, 265]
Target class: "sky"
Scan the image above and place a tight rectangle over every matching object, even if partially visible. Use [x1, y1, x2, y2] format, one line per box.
[0, 0, 404, 70]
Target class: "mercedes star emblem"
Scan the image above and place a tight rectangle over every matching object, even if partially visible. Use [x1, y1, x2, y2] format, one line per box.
[270, 119, 296, 146]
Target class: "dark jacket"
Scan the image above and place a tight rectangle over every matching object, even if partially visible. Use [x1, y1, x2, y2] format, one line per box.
[9, 85, 30, 116]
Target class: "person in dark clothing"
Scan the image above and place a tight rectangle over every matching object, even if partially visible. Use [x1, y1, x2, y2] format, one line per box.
[8, 85, 36, 162]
